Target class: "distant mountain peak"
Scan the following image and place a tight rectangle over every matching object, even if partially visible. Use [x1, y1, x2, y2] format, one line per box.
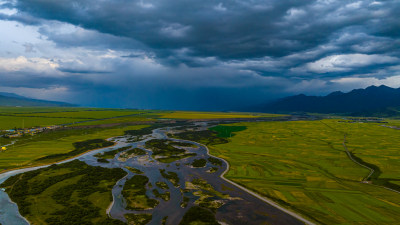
[0, 92, 27, 99]
[0, 93, 76, 107]
[249, 85, 400, 115]
[366, 84, 390, 89]
[327, 91, 344, 97]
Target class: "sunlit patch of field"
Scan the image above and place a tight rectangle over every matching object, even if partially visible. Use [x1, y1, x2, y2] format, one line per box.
[210, 119, 400, 224]
[0, 125, 148, 171]
[159, 111, 283, 119]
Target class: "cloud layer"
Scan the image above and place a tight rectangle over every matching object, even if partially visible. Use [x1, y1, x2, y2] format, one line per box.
[0, 0, 399, 109]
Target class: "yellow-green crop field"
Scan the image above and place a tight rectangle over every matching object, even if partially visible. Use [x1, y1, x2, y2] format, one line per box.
[210, 119, 400, 224]
[0, 125, 148, 171]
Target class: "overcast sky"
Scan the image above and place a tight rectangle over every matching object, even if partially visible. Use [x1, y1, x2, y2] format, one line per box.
[0, 0, 399, 110]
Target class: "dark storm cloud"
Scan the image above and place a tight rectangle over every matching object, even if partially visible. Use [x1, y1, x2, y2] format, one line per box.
[1, 0, 400, 109]
[58, 68, 111, 74]
[11, 0, 312, 60]
[6, 0, 398, 77]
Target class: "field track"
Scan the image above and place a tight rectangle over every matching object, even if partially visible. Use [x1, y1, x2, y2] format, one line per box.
[342, 135, 374, 181]
[342, 135, 400, 195]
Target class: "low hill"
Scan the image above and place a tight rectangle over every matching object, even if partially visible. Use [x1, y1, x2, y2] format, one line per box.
[252, 85, 400, 116]
[0, 93, 75, 107]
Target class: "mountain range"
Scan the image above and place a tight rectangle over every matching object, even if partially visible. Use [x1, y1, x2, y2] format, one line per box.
[252, 85, 400, 116]
[0, 92, 75, 107]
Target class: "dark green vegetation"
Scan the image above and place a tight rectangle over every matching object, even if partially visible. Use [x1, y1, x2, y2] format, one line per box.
[125, 166, 144, 174]
[145, 139, 196, 163]
[145, 139, 185, 155]
[94, 146, 131, 160]
[97, 158, 110, 163]
[162, 216, 168, 225]
[179, 206, 219, 225]
[159, 169, 180, 187]
[0, 160, 126, 224]
[118, 148, 147, 162]
[191, 159, 207, 168]
[121, 175, 159, 210]
[155, 181, 169, 190]
[124, 124, 163, 137]
[152, 189, 170, 201]
[181, 196, 189, 208]
[188, 178, 229, 211]
[35, 139, 114, 163]
[171, 130, 228, 146]
[172, 125, 246, 146]
[124, 213, 152, 225]
[126, 148, 146, 155]
[168, 141, 197, 148]
[207, 157, 222, 166]
[209, 125, 247, 138]
[348, 152, 400, 191]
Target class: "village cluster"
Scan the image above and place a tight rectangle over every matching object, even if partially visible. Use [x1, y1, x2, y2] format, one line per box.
[0, 125, 61, 151]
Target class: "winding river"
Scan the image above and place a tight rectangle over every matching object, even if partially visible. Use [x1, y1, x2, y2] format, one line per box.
[0, 124, 306, 225]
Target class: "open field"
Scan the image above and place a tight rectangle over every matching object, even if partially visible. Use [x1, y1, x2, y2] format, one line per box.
[0, 160, 126, 224]
[0, 107, 90, 114]
[0, 115, 86, 130]
[208, 120, 400, 224]
[0, 107, 157, 130]
[17, 110, 149, 119]
[159, 111, 283, 119]
[0, 107, 281, 130]
[0, 124, 148, 171]
[67, 113, 158, 126]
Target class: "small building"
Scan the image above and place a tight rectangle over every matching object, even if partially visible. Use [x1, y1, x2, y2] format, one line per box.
[8, 133, 22, 138]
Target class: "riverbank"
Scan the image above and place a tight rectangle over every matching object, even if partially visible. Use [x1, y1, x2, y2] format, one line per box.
[197, 142, 316, 225]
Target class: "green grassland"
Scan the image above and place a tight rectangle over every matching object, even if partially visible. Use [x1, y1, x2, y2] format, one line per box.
[208, 120, 400, 224]
[0, 160, 126, 225]
[0, 108, 278, 130]
[0, 107, 89, 114]
[159, 111, 282, 119]
[0, 107, 157, 130]
[67, 114, 157, 126]
[0, 125, 148, 172]
[0, 115, 86, 130]
[17, 110, 148, 119]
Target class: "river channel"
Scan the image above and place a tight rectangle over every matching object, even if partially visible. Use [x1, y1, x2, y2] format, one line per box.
[0, 124, 303, 225]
